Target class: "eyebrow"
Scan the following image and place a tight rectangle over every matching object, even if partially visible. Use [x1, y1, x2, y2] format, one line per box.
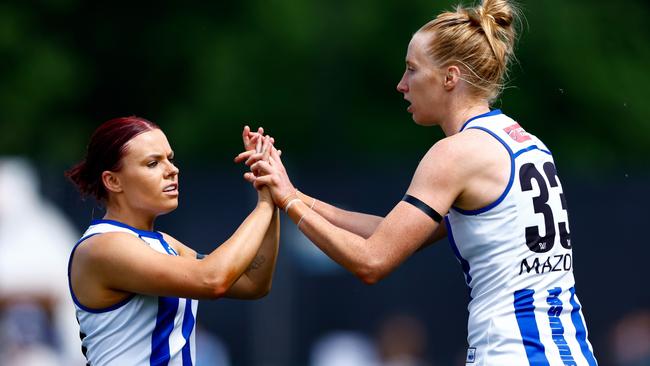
[145, 151, 174, 160]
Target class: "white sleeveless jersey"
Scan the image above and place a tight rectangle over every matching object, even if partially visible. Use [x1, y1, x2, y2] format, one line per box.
[446, 110, 597, 366]
[67, 219, 198, 366]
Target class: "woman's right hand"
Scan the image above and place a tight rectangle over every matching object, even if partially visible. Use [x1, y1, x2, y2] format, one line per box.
[235, 130, 294, 209]
[239, 126, 276, 208]
[248, 134, 276, 208]
[257, 186, 274, 207]
[246, 140, 297, 210]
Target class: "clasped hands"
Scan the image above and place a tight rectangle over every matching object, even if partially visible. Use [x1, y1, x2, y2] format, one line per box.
[234, 126, 297, 210]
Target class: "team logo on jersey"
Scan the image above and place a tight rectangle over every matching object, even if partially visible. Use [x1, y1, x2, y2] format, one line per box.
[466, 347, 476, 363]
[504, 123, 531, 143]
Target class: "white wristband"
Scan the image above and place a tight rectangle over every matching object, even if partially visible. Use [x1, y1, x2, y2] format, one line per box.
[284, 198, 301, 213]
[297, 213, 308, 228]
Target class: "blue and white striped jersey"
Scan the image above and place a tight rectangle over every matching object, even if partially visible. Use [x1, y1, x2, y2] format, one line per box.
[68, 219, 197, 366]
[446, 110, 597, 365]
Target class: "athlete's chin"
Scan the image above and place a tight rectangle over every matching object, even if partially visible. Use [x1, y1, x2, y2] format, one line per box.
[158, 199, 179, 215]
[411, 112, 422, 125]
[411, 114, 436, 127]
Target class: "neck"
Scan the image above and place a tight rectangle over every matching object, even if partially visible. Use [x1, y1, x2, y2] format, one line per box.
[103, 200, 156, 231]
[439, 99, 491, 137]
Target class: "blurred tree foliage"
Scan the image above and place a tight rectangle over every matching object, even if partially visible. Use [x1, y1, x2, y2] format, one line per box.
[0, 0, 648, 170]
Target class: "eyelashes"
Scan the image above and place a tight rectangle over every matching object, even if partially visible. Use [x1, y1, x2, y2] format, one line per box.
[146, 157, 176, 168]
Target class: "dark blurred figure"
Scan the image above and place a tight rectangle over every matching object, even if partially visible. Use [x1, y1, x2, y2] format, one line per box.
[610, 309, 650, 366]
[377, 313, 432, 366]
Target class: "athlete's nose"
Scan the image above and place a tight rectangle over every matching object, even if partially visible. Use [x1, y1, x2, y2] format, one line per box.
[166, 161, 179, 178]
[397, 73, 408, 93]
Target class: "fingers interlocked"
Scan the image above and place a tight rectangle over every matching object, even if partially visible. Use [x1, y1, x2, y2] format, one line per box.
[236, 125, 295, 207]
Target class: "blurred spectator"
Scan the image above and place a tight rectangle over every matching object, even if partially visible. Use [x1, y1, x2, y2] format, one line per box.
[310, 330, 380, 366]
[195, 323, 232, 366]
[610, 309, 650, 366]
[0, 302, 60, 366]
[0, 158, 84, 365]
[376, 313, 432, 366]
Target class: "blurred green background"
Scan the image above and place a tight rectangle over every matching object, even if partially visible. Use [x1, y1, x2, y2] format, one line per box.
[1, 0, 648, 171]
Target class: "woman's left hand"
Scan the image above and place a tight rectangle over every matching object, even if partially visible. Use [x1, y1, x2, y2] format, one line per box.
[242, 125, 275, 152]
[242, 125, 262, 151]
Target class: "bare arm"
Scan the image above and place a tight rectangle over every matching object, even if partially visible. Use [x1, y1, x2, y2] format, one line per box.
[288, 200, 439, 284]
[239, 128, 444, 245]
[421, 218, 448, 249]
[296, 190, 447, 246]
[71, 199, 276, 304]
[222, 204, 280, 299]
[204, 126, 282, 298]
[239, 127, 384, 240]
[296, 184, 448, 247]
[295, 190, 383, 239]
[160, 204, 279, 300]
[247, 139, 464, 284]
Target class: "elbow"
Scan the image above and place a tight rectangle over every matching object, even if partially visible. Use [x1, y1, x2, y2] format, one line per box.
[252, 285, 271, 299]
[208, 279, 230, 299]
[355, 258, 389, 286]
[259, 281, 273, 298]
[236, 282, 272, 300]
[205, 272, 235, 299]
[358, 274, 380, 286]
[249, 280, 273, 299]
[358, 272, 384, 286]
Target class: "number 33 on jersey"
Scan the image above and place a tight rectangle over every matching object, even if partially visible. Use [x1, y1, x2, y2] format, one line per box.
[446, 110, 597, 365]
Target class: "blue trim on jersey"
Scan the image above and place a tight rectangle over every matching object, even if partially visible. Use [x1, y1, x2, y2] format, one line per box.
[514, 289, 550, 366]
[451, 126, 515, 215]
[151, 296, 179, 366]
[445, 218, 473, 299]
[68, 233, 136, 313]
[159, 235, 179, 256]
[459, 109, 502, 132]
[91, 219, 163, 239]
[181, 299, 195, 365]
[513, 145, 552, 159]
[546, 287, 576, 364]
[92, 219, 178, 255]
[569, 287, 598, 365]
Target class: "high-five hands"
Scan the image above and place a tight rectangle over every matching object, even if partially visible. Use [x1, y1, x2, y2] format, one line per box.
[235, 126, 296, 210]
[239, 126, 276, 205]
[241, 126, 276, 152]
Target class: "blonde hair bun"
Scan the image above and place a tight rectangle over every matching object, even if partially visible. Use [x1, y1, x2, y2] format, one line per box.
[418, 0, 521, 102]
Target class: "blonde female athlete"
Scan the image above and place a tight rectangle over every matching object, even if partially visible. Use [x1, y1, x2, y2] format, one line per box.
[238, 0, 598, 365]
[66, 117, 279, 365]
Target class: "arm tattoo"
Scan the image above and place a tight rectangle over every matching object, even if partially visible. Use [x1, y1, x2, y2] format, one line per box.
[248, 254, 266, 271]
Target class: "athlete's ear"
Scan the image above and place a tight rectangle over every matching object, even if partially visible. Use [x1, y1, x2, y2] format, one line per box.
[102, 171, 123, 194]
[443, 65, 461, 90]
